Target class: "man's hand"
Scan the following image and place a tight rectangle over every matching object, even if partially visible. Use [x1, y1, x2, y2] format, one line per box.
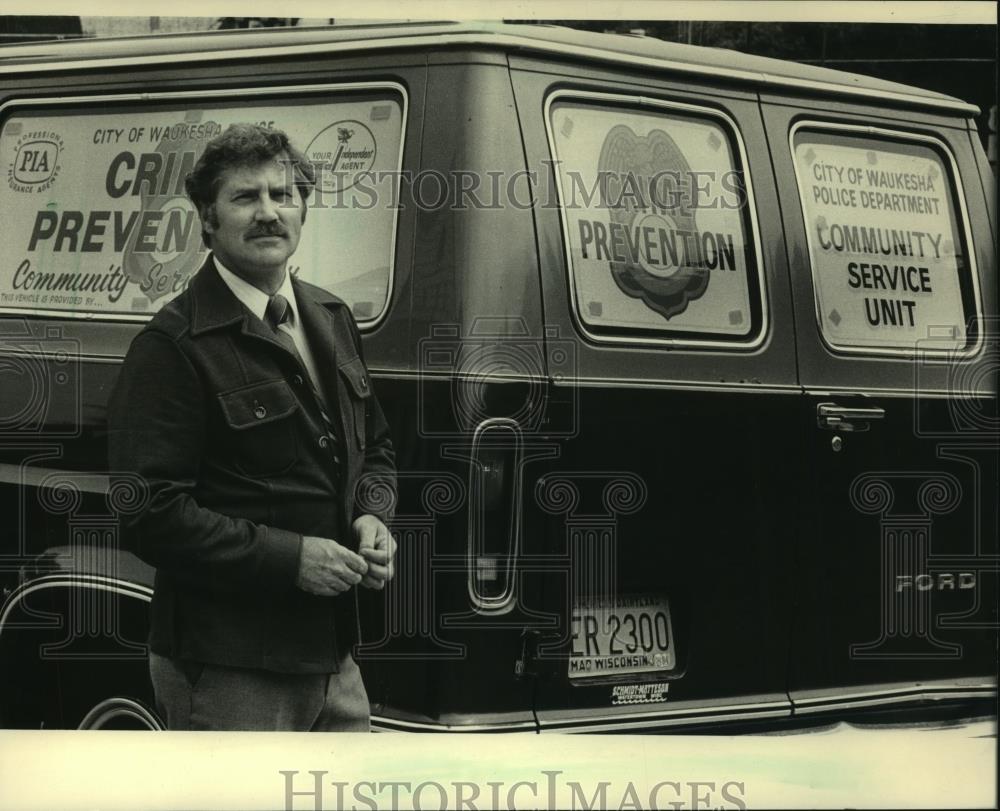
[354, 514, 397, 590]
[296, 535, 369, 596]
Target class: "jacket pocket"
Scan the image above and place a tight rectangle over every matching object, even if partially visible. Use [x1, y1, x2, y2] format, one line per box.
[337, 356, 371, 450]
[217, 379, 300, 476]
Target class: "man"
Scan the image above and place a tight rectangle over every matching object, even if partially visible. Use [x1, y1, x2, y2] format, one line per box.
[108, 123, 396, 731]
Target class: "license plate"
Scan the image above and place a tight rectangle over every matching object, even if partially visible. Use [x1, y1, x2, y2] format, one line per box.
[568, 595, 676, 679]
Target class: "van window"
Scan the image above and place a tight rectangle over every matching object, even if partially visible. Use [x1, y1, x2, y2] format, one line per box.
[0, 86, 405, 324]
[791, 124, 979, 354]
[547, 94, 764, 345]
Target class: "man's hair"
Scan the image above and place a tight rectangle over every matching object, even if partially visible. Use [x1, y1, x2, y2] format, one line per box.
[185, 123, 315, 240]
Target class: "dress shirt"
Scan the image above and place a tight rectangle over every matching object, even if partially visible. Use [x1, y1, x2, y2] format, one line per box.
[213, 256, 329, 409]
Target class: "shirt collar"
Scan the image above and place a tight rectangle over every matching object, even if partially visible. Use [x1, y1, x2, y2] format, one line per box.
[213, 254, 299, 326]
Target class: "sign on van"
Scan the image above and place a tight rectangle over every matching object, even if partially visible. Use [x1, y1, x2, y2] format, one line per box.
[0, 92, 403, 321]
[548, 98, 763, 344]
[792, 130, 972, 352]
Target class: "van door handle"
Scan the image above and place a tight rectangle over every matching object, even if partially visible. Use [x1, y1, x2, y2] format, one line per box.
[817, 402, 886, 432]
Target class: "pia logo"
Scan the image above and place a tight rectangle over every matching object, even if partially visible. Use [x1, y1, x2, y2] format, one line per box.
[8, 131, 63, 192]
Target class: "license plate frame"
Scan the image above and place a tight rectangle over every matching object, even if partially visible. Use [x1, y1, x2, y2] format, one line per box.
[568, 595, 676, 680]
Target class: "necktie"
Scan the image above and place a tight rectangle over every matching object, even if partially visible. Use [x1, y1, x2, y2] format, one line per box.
[265, 292, 292, 330]
[265, 293, 341, 469]
[264, 294, 301, 363]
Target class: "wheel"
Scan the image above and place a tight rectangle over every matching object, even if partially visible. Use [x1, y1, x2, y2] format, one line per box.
[77, 697, 164, 730]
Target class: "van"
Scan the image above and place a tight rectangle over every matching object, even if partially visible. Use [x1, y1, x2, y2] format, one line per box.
[0, 21, 995, 732]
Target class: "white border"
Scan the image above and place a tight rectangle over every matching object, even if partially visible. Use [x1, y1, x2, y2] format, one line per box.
[0, 81, 408, 330]
[788, 119, 986, 359]
[544, 89, 770, 351]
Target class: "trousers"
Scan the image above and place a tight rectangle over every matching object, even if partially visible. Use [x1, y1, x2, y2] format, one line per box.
[149, 652, 370, 731]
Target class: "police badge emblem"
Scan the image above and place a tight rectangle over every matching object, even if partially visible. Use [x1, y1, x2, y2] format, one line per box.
[598, 124, 708, 321]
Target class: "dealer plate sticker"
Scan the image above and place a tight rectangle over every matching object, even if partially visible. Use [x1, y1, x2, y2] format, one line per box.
[569, 594, 675, 679]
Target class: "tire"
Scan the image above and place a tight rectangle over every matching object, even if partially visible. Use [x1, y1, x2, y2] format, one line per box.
[77, 697, 164, 730]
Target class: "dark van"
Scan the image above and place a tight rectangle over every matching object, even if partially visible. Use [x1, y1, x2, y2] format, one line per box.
[0, 21, 995, 732]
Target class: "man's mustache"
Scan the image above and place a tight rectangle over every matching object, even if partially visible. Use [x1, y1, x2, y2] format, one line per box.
[245, 223, 288, 239]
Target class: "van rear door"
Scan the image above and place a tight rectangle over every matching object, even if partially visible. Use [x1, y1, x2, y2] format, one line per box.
[510, 58, 802, 732]
[761, 95, 998, 716]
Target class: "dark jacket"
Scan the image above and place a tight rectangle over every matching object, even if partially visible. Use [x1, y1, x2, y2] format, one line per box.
[107, 258, 395, 674]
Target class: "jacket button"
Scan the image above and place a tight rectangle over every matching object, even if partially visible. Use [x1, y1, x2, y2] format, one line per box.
[360, 376, 368, 389]
[293, 374, 304, 386]
[318, 435, 330, 449]
[254, 406, 267, 419]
